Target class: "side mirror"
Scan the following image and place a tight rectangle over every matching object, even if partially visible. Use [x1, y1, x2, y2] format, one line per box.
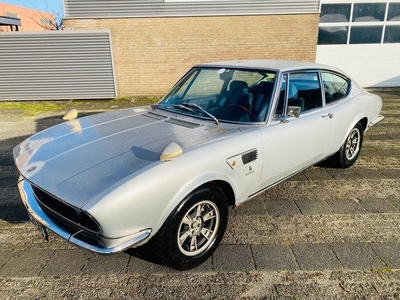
[287, 106, 301, 118]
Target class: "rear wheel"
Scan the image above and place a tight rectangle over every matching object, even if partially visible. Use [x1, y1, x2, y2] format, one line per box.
[332, 122, 364, 168]
[153, 183, 228, 270]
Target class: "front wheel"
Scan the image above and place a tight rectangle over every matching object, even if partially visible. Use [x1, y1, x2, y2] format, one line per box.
[332, 122, 364, 168]
[153, 183, 228, 270]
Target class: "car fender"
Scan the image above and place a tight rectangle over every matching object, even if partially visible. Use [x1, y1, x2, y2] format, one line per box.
[84, 162, 235, 240]
[151, 170, 236, 235]
[329, 93, 376, 152]
[84, 129, 263, 240]
[333, 111, 368, 153]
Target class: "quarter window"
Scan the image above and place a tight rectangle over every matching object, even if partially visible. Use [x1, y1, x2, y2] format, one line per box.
[321, 72, 350, 103]
[275, 74, 287, 117]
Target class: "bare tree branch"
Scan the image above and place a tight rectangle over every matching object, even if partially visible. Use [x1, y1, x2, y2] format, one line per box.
[16, 0, 64, 30]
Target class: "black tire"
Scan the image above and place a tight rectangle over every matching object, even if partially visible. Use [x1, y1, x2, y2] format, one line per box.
[332, 122, 364, 168]
[153, 183, 228, 270]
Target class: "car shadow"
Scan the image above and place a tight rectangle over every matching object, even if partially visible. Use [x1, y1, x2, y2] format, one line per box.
[124, 243, 164, 266]
[316, 156, 338, 168]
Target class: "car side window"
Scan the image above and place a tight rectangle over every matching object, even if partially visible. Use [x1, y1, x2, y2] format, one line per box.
[274, 74, 287, 117]
[322, 72, 350, 104]
[288, 72, 322, 113]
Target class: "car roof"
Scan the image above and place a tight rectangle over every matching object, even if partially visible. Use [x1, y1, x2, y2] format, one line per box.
[195, 59, 344, 74]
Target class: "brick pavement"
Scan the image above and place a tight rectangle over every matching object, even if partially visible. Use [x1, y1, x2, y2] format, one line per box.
[0, 92, 399, 299]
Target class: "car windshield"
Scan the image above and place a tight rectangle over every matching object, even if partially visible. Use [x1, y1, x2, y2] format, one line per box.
[157, 67, 277, 123]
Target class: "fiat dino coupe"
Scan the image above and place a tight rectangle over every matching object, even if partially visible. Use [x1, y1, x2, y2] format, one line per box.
[14, 60, 383, 270]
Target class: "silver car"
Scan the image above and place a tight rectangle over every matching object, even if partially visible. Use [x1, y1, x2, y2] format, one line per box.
[14, 60, 383, 270]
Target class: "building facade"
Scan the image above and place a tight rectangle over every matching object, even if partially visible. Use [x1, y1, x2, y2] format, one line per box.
[63, 0, 321, 96]
[316, 0, 400, 87]
[0, 2, 55, 32]
[3, 0, 398, 101]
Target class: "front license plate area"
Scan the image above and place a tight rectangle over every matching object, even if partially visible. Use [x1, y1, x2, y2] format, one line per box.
[28, 213, 49, 241]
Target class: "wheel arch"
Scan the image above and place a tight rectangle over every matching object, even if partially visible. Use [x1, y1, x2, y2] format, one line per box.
[336, 114, 368, 149]
[211, 180, 235, 207]
[150, 179, 231, 270]
[149, 173, 236, 238]
[358, 117, 368, 132]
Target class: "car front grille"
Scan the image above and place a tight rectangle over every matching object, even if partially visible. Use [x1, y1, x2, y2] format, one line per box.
[31, 184, 101, 234]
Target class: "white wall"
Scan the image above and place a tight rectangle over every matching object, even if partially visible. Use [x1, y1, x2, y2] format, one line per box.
[316, 44, 400, 87]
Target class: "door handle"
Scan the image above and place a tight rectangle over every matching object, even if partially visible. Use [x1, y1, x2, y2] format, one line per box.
[321, 113, 334, 119]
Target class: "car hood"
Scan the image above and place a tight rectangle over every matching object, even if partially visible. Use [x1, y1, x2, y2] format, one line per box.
[14, 108, 238, 208]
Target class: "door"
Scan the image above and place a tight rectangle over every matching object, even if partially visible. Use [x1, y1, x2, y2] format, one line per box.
[257, 71, 335, 189]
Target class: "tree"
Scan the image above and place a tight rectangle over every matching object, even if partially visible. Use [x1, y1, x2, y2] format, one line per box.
[20, 0, 64, 30]
[35, 10, 63, 31]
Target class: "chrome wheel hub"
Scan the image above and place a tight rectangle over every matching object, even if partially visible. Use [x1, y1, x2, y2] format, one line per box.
[177, 200, 220, 256]
[189, 217, 203, 236]
[345, 128, 361, 160]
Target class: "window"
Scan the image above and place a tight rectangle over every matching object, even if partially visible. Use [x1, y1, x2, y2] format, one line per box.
[318, 26, 348, 44]
[6, 12, 19, 19]
[320, 4, 351, 22]
[318, 2, 400, 45]
[275, 72, 322, 117]
[352, 3, 386, 22]
[41, 18, 52, 25]
[321, 72, 350, 103]
[172, 68, 224, 100]
[350, 25, 384, 43]
[275, 74, 287, 117]
[160, 67, 276, 123]
[384, 25, 400, 42]
[319, 3, 350, 44]
[288, 72, 322, 112]
[388, 2, 400, 20]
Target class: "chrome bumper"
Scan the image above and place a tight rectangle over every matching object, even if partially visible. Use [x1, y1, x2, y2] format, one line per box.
[18, 178, 152, 254]
[368, 114, 384, 128]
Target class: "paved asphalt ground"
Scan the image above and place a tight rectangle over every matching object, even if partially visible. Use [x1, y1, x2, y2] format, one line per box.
[0, 91, 399, 299]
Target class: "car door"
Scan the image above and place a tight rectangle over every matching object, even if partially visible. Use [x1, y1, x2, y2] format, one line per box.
[257, 71, 335, 190]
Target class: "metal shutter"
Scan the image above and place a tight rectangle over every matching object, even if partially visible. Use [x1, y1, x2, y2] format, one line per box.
[0, 30, 116, 101]
[64, 0, 320, 18]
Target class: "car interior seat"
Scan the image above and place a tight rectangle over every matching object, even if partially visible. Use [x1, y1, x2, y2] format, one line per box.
[220, 80, 254, 122]
[225, 80, 251, 106]
[287, 84, 305, 112]
[252, 81, 274, 122]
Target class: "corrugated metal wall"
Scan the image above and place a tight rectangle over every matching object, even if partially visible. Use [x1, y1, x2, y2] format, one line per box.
[0, 30, 116, 101]
[64, 0, 320, 18]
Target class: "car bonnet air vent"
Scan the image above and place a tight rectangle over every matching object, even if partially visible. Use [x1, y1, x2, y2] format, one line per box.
[143, 112, 168, 120]
[165, 118, 202, 129]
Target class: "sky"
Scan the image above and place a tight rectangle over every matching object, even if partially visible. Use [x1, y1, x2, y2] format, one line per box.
[2, 0, 63, 14]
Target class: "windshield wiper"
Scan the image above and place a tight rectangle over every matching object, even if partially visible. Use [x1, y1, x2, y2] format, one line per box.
[173, 104, 195, 112]
[182, 103, 219, 125]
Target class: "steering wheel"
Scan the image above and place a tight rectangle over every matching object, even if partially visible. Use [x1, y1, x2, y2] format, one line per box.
[227, 104, 255, 120]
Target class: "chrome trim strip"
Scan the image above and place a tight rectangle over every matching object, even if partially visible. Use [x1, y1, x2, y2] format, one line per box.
[18, 178, 152, 254]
